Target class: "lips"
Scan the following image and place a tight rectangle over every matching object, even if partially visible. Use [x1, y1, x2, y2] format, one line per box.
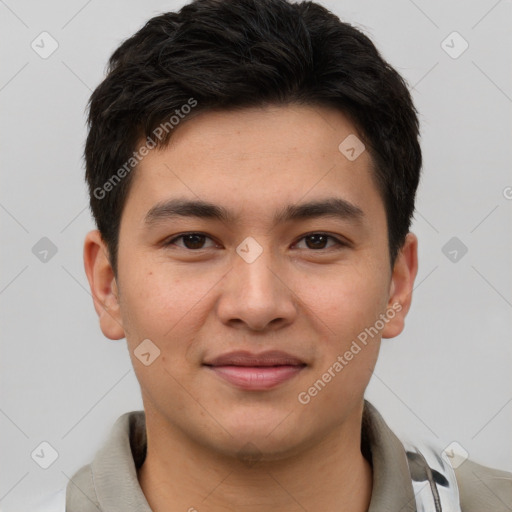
[204, 350, 306, 390]
[205, 350, 306, 367]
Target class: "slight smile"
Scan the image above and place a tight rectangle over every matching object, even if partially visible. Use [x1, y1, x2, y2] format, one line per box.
[203, 350, 307, 391]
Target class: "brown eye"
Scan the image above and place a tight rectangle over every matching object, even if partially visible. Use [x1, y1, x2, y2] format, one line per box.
[295, 233, 344, 250]
[305, 234, 328, 249]
[181, 234, 206, 249]
[165, 233, 216, 250]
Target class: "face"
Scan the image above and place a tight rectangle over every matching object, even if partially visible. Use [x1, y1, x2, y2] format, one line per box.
[84, 104, 417, 461]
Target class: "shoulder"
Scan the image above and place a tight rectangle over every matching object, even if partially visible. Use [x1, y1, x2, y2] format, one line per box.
[32, 464, 98, 512]
[455, 458, 512, 512]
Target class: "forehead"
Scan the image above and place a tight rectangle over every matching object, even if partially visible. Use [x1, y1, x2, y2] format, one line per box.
[123, 104, 384, 225]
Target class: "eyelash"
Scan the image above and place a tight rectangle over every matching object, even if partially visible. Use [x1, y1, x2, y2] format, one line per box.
[163, 232, 347, 251]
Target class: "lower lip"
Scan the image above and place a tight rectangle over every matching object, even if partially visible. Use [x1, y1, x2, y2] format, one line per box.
[207, 365, 304, 390]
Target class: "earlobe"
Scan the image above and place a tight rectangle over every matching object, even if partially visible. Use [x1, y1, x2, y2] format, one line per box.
[83, 230, 125, 340]
[381, 232, 418, 339]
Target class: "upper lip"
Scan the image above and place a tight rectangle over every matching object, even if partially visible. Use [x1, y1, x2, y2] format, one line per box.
[204, 350, 306, 367]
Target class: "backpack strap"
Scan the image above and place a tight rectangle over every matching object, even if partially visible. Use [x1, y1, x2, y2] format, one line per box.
[401, 439, 462, 511]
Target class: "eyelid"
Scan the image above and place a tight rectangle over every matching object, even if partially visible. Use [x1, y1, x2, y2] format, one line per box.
[164, 231, 349, 250]
[164, 232, 219, 249]
[292, 232, 349, 250]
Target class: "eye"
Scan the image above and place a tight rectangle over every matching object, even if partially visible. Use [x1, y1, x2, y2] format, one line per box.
[294, 233, 346, 250]
[164, 232, 217, 250]
[164, 232, 347, 251]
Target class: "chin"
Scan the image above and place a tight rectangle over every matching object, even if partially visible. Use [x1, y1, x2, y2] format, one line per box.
[207, 408, 312, 460]
[214, 432, 306, 464]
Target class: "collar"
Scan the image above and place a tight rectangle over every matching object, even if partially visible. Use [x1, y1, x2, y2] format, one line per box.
[362, 401, 417, 511]
[66, 400, 417, 511]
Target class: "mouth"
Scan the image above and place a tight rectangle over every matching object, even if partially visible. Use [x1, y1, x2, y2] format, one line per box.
[203, 350, 307, 391]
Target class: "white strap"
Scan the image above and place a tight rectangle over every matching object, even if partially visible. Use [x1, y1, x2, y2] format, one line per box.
[401, 439, 462, 512]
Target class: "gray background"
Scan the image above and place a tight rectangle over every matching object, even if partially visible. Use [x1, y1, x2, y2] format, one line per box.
[1, 0, 511, 510]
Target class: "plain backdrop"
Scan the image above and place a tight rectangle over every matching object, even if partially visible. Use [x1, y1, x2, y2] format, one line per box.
[1, 0, 511, 510]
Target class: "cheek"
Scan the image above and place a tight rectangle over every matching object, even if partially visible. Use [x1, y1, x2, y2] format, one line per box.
[298, 263, 390, 341]
[118, 262, 217, 353]
[295, 273, 384, 421]
[120, 274, 176, 339]
[119, 267, 207, 400]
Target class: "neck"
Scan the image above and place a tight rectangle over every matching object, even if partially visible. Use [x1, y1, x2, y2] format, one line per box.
[138, 403, 372, 512]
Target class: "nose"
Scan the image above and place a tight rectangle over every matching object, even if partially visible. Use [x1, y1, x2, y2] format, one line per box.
[216, 240, 298, 332]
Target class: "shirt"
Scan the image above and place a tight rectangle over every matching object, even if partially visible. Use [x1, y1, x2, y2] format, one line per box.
[36, 400, 512, 511]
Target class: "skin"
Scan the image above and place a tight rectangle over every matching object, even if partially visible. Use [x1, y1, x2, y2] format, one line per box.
[84, 104, 418, 512]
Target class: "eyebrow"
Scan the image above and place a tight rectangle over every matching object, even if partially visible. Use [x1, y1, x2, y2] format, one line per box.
[144, 197, 364, 227]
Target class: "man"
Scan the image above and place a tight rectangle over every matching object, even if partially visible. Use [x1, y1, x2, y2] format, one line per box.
[41, 0, 512, 510]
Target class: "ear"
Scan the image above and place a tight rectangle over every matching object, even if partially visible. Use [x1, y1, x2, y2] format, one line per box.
[83, 230, 125, 340]
[381, 232, 418, 339]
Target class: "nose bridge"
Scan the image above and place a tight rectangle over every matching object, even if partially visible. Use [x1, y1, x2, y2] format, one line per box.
[234, 234, 281, 299]
[217, 235, 296, 330]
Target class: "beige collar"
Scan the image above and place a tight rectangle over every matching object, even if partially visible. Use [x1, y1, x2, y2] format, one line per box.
[67, 400, 417, 511]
